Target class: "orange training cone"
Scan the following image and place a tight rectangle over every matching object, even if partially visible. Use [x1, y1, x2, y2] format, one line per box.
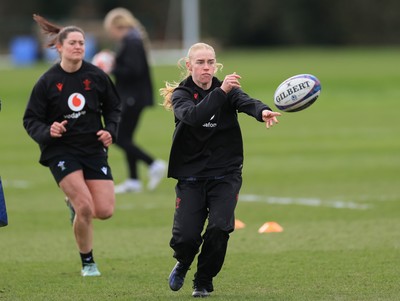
[258, 221, 283, 233]
[235, 219, 246, 229]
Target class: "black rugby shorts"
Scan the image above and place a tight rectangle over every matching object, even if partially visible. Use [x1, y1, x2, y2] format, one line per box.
[48, 154, 113, 184]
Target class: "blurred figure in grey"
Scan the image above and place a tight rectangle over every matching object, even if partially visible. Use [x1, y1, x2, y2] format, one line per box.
[101, 7, 166, 193]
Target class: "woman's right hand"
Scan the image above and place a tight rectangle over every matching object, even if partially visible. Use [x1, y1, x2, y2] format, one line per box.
[50, 120, 68, 138]
[221, 72, 241, 94]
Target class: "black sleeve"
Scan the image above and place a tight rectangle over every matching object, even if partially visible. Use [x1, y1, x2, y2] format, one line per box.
[100, 75, 122, 142]
[172, 87, 227, 127]
[23, 79, 53, 145]
[229, 88, 271, 122]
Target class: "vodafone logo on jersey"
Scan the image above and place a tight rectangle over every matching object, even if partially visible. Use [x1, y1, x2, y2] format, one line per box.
[68, 93, 86, 112]
[202, 114, 217, 128]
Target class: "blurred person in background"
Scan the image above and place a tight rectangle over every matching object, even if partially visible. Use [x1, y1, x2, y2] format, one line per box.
[160, 42, 281, 297]
[23, 14, 121, 277]
[100, 7, 166, 193]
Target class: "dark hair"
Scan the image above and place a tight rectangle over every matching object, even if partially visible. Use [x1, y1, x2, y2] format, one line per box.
[33, 14, 85, 48]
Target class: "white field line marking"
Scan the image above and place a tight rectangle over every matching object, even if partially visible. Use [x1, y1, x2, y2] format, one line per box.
[240, 194, 371, 210]
[2, 180, 30, 189]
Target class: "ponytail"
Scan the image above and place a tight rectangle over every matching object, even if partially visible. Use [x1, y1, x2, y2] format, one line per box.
[160, 82, 179, 111]
[33, 14, 84, 48]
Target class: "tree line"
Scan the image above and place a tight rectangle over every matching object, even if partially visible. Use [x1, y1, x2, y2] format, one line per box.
[1, 0, 400, 51]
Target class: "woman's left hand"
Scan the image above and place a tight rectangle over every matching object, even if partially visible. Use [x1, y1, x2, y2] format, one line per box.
[97, 130, 113, 147]
[262, 110, 281, 129]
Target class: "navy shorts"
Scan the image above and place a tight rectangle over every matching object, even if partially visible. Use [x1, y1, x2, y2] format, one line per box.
[48, 154, 113, 184]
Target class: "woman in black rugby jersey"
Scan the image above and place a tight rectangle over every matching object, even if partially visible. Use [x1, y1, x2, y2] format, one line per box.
[23, 15, 121, 277]
[160, 42, 281, 298]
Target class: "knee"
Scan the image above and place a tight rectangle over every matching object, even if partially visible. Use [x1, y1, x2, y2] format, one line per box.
[74, 201, 94, 220]
[170, 227, 202, 253]
[95, 207, 114, 220]
[172, 223, 203, 248]
[204, 227, 230, 245]
[210, 216, 235, 233]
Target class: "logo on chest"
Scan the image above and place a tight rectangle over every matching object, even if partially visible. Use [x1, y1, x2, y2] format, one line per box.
[202, 114, 217, 128]
[83, 79, 92, 91]
[68, 93, 86, 112]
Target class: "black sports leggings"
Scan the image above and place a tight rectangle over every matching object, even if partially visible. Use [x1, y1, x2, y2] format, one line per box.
[115, 104, 153, 179]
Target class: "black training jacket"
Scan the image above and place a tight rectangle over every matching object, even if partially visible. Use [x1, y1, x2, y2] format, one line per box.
[167, 76, 271, 179]
[112, 28, 153, 109]
[23, 61, 121, 166]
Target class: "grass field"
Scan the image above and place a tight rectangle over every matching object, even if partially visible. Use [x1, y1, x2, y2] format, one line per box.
[1, 47, 399, 300]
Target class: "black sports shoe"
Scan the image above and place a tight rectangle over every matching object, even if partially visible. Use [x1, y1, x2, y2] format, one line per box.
[192, 287, 210, 298]
[169, 262, 190, 291]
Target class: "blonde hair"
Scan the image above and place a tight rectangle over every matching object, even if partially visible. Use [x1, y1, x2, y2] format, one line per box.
[103, 7, 150, 52]
[160, 43, 223, 111]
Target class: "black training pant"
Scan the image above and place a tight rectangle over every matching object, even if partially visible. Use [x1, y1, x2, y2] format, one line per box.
[114, 103, 153, 179]
[169, 173, 242, 285]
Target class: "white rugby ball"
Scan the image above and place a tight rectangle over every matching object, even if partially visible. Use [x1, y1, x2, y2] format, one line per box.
[91, 50, 115, 74]
[274, 74, 321, 112]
